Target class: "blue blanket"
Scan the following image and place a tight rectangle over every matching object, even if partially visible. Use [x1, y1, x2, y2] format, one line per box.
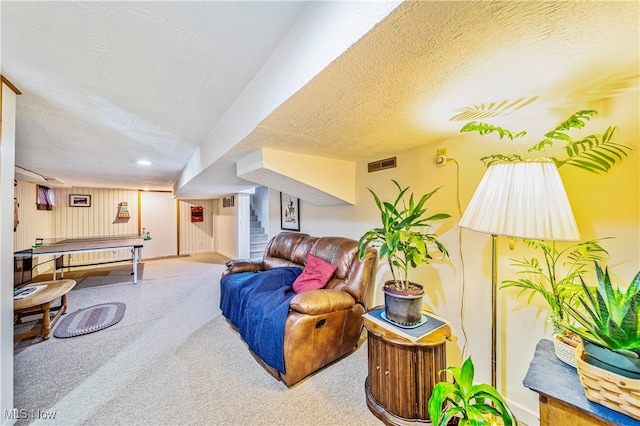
[219, 267, 302, 373]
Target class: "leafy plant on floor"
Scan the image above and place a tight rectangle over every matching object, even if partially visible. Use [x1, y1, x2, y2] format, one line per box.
[564, 262, 640, 357]
[461, 109, 631, 174]
[501, 239, 609, 334]
[428, 357, 516, 426]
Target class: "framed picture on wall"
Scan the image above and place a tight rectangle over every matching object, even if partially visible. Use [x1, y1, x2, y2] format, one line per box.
[280, 193, 300, 231]
[69, 194, 91, 207]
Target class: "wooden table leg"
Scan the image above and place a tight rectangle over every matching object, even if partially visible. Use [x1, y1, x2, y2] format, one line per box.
[14, 279, 76, 341]
[41, 302, 52, 340]
[61, 293, 68, 315]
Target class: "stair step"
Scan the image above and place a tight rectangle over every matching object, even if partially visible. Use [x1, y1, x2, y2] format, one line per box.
[249, 204, 267, 258]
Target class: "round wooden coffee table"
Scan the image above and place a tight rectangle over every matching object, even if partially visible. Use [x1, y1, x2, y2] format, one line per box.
[14, 279, 77, 340]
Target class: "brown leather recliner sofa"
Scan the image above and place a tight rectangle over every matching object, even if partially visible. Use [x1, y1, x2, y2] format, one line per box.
[221, 231, 377, 387]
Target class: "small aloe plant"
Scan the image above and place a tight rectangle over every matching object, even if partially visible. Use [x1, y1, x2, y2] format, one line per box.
[564, 262, 640, 358]
[428, 357, 516, 426]
[461, 109, 631, 174]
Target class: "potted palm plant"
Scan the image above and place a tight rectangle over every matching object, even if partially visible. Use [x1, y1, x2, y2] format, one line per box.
[357, 179, 450, 326]
[428, 356, 517, 426]
[500, 239, 609, 366]
[564, 262, 640, 379]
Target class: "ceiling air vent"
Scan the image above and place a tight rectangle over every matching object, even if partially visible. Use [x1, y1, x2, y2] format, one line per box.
[368, 157, 397, 173]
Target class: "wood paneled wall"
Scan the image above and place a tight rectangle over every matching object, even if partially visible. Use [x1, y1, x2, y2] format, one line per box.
[178, 199, 215, 254]
[13, 181, 52, 252]
[14, 183, 219, 270]
[13, 181, 53, 273]
[51, 187, 139, 265]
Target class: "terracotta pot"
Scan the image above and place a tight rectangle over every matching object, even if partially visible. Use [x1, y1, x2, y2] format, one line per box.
[383, 281, 424, 326]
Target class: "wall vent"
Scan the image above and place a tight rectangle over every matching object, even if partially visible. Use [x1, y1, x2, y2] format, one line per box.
[368, 157, 397, 173]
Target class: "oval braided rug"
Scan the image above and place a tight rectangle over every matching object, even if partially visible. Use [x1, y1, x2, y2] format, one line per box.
[54, 302, 126, 338]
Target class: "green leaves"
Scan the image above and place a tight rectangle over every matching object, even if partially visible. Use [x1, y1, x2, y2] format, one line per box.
[460, 121, 526, 140]
[500, 239, 609, 332]
[428, 357, 516, 426]
[357, 180, 450, 290]
[564, 263, 640, 357]
[529, 109, 598, 152]
[556, 126, 631, 174]
[462, 109, 631, 174]
[480, 154, 525, 167]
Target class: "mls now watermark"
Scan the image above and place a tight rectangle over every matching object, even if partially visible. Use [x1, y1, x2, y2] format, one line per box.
[4, 408, 57, 421]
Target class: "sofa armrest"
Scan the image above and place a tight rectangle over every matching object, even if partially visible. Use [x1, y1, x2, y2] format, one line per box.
[223, 259, 265, 276]
[289, 289, 355, 315]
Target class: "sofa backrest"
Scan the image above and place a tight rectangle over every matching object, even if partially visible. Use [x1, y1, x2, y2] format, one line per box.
[262, 232, 377, 308]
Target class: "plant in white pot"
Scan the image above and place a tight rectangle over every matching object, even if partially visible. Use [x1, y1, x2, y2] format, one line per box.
[500, 239, 609, 366]
[357, 180, 450, 326]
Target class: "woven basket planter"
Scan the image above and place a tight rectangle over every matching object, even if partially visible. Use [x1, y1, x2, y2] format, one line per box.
[553, 333, 577, 368]
[575, 343, 640, 421]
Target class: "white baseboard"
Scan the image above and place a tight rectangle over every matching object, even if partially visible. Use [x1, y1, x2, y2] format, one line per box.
[181, 249, 214, 255]
[508, 398, 539, 426]
[216, 249, 235, 259]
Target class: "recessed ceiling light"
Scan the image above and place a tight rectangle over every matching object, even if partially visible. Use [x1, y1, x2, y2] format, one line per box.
[137, 160, 151, 166]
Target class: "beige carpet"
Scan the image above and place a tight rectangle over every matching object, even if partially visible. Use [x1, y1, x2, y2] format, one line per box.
[13, 253, 379, 426]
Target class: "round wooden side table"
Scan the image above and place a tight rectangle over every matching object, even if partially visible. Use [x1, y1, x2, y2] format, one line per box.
[363, 309, 451, 425]
[14, 279, 77, 340]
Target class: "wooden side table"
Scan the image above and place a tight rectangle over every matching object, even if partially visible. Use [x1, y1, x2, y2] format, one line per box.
[524, 339, 640, 426]
[363, 309, 451, 425]
[14, 279, 76, 340]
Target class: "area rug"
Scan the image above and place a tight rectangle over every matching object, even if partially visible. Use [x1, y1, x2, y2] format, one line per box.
[54, 302, 126, 338]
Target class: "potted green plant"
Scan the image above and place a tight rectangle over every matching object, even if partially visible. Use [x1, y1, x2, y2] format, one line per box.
[461, 109, 631, 173]
[357, 179, 450, 326]
[500, 239, 609, 366]
[428, 356, 517, 426]
[563, 262, 640, 379]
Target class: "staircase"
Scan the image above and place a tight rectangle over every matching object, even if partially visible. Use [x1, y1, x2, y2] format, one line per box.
[249, 207, 268, 258]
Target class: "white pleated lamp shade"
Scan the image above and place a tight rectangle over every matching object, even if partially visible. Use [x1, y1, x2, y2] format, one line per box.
[459, 161, 580, 241]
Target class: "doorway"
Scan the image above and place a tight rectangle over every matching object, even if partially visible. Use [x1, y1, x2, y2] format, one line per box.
[140, 191, 177, 259]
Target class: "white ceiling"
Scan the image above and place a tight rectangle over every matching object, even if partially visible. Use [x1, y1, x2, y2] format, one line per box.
[2, 1, 638, 199]
[2, 1, 309, 191]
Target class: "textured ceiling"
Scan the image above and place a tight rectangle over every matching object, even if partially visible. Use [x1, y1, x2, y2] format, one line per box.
[235, 0, 639, 158]
[2, 1, 639, 199]
[2, 1, 308, 189]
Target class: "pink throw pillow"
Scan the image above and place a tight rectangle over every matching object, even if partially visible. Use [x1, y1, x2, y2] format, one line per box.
[292, 253, 337, 293]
